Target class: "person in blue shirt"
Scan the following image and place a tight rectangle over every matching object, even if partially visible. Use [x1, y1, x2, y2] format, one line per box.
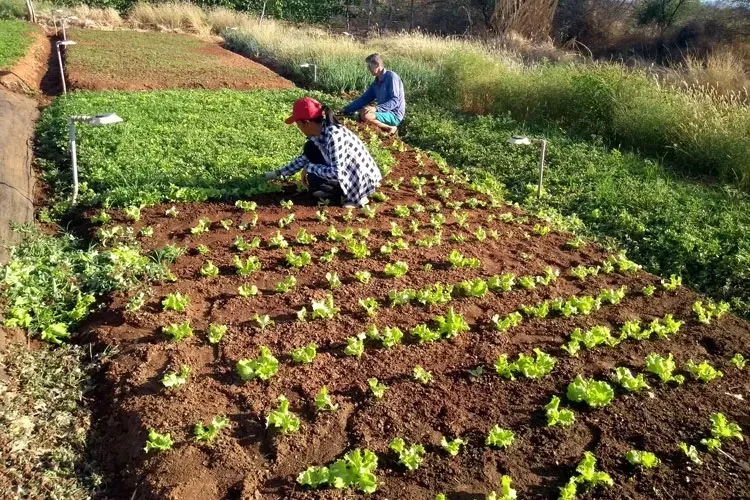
[342, 53, 405, 135]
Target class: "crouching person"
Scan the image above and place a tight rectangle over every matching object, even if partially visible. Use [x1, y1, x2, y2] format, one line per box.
[264, 97, 381, 208]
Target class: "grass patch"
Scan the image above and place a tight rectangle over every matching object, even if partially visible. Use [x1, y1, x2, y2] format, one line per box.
[36, 89, 393, 207]
[0, 342, 100, 498]
[223, 27, 750, 190]
[404, 103, 750, 317]
[64, 28, 292, 90]
[0, 19, 37, 70]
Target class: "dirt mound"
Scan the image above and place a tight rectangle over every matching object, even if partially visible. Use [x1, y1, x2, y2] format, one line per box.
[80, 142, 750, 499]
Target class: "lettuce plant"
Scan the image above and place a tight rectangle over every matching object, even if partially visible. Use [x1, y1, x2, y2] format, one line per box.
[517, 276, 536, 290]
[194, 416, 229, 442]
[354, 270, 372, 284]
[311, 294, 338, 320]
[704, 412, 743, 449]
[165, 206, 179, 217]
[315, 209, 328, 222]
[486, 476, 516, 500]
[566, 375, 615, 408]
[389, 438, 425, 471]
[413, 365, 433, 384]
[315, 386, 339, 412]
[686, 360, 723, 383]
[598, 286, 627, 305]
[290, 343, 317, 364]
[611, 367, 650, 392]
[661, 274, 682, 291]
[679, 442, 702, 464]
[196, 244, 210, 255]
[200, 260, 219, 277]
[325, 272, 341, 289]
[492, 311, 523, 332]
[236, 346, 278, 381]
[435, 307, 470, 338]
[300, 448, 379, 493]
[275, 275, 297, 293]
[238, 284, 258, 297]
[410, 324, 441, 344]
[384, 261, 409, 278]
[645, 353, 685, 384]
[254, 314, 274, 330]
[269, 231, 289, 248]
[545, 396, 575, 427]
[393, 205, 410, 218]
[625, 450, 660, 469]
[486, 426, 515, 449]
[266, 395, 300, 434]
[162, 292, 189, 312]
[574, 451, 613, 489]
[91, 210, 111, 224]
[488, 273, 516, 292]
[359, 298, 379, 317]
[344, 333, 366, 357]
[440, 436, 465, 456]
[162, 365, 190, 389]
[368, 378, 387, 399]
[207, 323, 227, 344]
[347, 239, 370, 259]
[190, 218, 211, 235]
[285, 250, 312, 268]
[692, 300, 730, 325]
[447, 249, 480, 269]
[296, 228, 317, 245]
[642, 285, 656, 296]
[163, 321, 193, 341]
[319, 246, 339, 263]
[124, 205, 141, 221]
[380, 326, 403, 348]
[144, 429, 173, 453]
[730, 353, 746, 370]
[235, 200, 257, 211]
[454, 278, 488, 298]
[140, 226, 154, 238]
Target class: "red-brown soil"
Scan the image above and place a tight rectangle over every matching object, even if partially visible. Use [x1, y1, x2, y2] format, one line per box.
[0, 30, 50, 94]
[64, 29, 292, 91]
[81, 142, 750, 499]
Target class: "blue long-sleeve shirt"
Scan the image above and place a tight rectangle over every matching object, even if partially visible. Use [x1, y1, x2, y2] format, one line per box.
[343, 70, 405, 121]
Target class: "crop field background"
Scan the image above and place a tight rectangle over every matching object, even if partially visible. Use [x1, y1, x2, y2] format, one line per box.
[64, 29, 292, 91]
[0, 19, 39, 70]
[36, 90, 395, 207]
[80, 143, 749, 499]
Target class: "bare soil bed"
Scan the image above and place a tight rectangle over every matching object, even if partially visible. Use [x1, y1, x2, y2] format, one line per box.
[80, 141, 750, 499]
[64, 29, 292, 91]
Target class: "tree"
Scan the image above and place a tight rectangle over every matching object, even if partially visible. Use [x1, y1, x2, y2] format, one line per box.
[637, 0, 698, 33]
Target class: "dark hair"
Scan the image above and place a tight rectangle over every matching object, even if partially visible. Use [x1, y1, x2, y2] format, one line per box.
[306, 105, 339, 126]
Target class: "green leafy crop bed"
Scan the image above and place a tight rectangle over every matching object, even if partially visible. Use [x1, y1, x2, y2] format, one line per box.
[0, 19, 38, 70]
[36, 89, 394, 208]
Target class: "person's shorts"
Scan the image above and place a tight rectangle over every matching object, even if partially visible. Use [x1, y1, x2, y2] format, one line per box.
[375, 112, 401, 127]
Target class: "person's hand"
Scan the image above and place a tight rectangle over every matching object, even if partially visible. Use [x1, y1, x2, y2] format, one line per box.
[264, 171, 279, 180]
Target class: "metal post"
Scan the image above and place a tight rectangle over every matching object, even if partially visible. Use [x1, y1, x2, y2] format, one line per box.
[62, 19, 67, 41]
[68, 117, 79, 204]
[313, 64, 317, 83]
[537, 139, 546, 200]
[56, 43, 67, 95]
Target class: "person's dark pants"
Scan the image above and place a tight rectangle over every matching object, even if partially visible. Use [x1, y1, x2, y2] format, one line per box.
[304, 140, 343, 203]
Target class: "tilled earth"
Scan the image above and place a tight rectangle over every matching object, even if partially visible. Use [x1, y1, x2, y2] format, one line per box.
[81, 144, 750, 499]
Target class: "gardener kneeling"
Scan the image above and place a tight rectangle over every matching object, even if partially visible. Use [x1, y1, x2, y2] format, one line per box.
[265, 97, 381, 208]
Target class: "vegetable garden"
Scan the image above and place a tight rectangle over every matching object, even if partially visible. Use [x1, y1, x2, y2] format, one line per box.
[1, 19, 749, 500]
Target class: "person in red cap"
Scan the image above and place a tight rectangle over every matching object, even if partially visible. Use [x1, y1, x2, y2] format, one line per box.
[264, 97, 382, 208]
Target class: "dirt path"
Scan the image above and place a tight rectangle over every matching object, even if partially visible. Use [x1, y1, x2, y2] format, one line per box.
[0, 89, 37, 263]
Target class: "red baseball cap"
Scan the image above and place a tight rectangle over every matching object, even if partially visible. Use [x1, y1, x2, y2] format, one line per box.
[285, 97, 323, 124]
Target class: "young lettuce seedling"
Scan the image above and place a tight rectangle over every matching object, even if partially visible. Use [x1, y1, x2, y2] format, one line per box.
[200, 261, 219, 277]
[266, 395, 300, 434]
[238, 284, 259, 297]
[380, 326, 404, 348]
[296, 228, 317, 245]
[545, 396, 575, 427]
[311, 294, 338, 320]
[645, 353, 685, 385]
[700, 412, 743, 452]
[207, 323, 227, 344]
[285, 250, 312, 268]
[410, 324, 441, 344]
[275, 275, 297, 293]
[190, 218, 211, 235]
[235, 200, 257, 212]
[486, 475, 517, 500]
[314, 386, 339, 412]
[196, 244, 210, 255]
[413, 365, 433, 384]
[486, 426, 515, 449]
[368, 377, 387, 399]
[144, 429, 173, 453]
[319, 246, 339, 263]
[730, 353, 746, 370]
[611, 367, 650, 392]
[384, 261, 409, 278]
[679, 442, 702, 464]
[389, 438, 426, 470]
[290, 343, 317, 364]
[162, 365, 190, 389]
[686, 360, 723, 383]
[435, 307, 470, 338]
[344, 333, 366, 358]
[162, 321, 193, 341]
[440, 436, 465, 456]
[194, 415, 230, 442]
[254, 314, 274, 330]
[162, 292, 189, 312]
[625, 450, 660, 469]
[566, 375, 615, 408]
[236, 346, 279, 381]
[326, 271, 342, 289]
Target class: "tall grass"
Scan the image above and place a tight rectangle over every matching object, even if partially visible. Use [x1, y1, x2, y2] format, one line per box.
[222, 20, 750, 189]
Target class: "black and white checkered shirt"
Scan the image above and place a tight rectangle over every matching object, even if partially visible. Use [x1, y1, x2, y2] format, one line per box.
[277, 123, 382, 205]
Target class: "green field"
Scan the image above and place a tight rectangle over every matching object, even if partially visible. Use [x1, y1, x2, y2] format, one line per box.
[37, 89, 394, 207]
[0, 19, 37, 70]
